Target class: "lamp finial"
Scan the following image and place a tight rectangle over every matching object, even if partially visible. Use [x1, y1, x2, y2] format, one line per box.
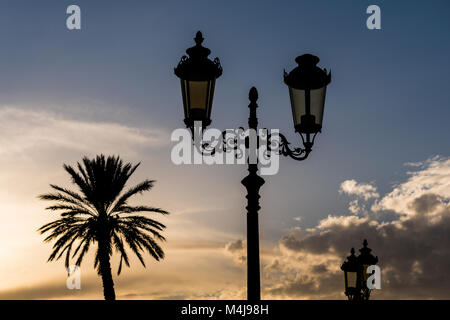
[249, 87, 258, 102]
[195, 31, 204, 45]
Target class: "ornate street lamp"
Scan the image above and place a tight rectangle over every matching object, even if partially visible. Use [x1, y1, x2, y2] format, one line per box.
[341, 239, 379, 301]
[174, 31, 332, 301]
[174, 31, 222, 133]
[358, 239, 379, 300]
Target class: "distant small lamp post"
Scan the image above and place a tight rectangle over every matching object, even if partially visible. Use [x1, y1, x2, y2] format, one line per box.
[174, 31, 332, 300]
[174, 31, 222, 132]
[341, 239, 379, 301]
[357, 239, 379, 300]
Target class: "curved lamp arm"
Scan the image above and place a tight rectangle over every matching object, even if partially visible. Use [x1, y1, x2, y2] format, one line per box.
[275, 132, 317, 161]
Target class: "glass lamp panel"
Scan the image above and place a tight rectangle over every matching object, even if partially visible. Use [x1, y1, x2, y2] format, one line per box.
[189, 81, 208, 110]
[288, 87, 306, 127]
[347, 272, 357, 288]
[180, 80, 189, 118]
[309, 86, 326, 126]
[206, 79, 216, 118]
[362, 264, 370, 282]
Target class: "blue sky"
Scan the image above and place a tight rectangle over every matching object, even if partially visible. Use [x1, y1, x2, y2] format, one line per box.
[0, 0, 449, 299]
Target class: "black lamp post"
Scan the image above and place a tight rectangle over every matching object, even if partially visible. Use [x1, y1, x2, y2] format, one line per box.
[174, 31, 331, 301]
[341, 239, 379, 301]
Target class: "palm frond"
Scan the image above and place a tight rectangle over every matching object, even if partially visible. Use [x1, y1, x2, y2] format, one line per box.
[114, 205, 168, 216]
[108, 180, 153, 215]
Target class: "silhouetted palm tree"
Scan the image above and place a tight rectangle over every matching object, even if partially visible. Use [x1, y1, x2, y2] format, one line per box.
[38, 154, 168, 300]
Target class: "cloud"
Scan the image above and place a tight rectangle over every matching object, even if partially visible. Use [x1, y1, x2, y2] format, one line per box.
[339, 180, 380, 215]
[0, 107, 168, 158]
[225, 239, 244, 252]
[224, 239, 246, 266]
[263, 156, 450, 299]
[372, 156, 450, 216]
[339, 180, 379, 200]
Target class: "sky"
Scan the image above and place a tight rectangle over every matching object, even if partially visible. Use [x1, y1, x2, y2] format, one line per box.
[0, 0, 449, 299]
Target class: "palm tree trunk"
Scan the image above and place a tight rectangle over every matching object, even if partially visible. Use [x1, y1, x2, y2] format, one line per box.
[98, 241, 116, 301]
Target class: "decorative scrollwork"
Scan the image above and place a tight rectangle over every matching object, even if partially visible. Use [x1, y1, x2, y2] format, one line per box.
[194, 129, 243, 158]
[213, 57, 222, 73]
[176, 55, 188, 69]
[193, 129, 315, 162]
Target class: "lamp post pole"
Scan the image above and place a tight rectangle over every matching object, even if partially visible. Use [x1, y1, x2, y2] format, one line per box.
[241, 87, 265, 301]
